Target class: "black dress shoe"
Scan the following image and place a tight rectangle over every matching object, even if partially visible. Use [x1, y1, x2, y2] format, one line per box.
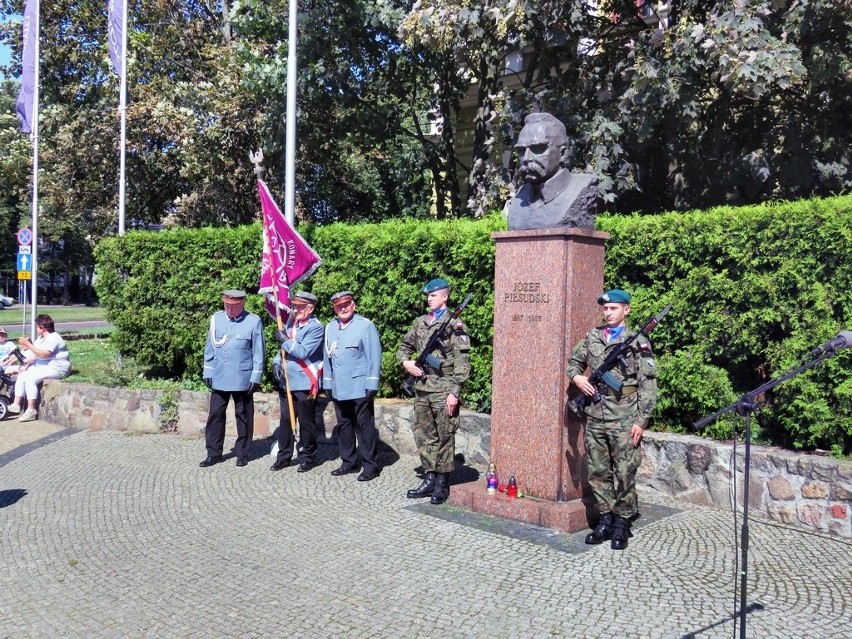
[297, 461, 315, 473]
[269, 460, 290, 471]
[235, 457, 249, 467]
[199, 456, 223, 468]
[356, 471, 378, 482]
[330, 464, 359, 476]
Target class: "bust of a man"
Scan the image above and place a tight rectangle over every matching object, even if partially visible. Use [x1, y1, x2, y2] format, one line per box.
[506, 112, 598, 230]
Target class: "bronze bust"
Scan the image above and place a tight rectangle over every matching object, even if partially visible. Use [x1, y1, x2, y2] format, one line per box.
[507, 113, 598, 230]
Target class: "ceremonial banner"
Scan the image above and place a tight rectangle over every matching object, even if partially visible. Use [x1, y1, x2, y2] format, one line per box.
[15, 0, 37, 133]
[258, 180, 322, 319]
[107, 0, 125, 80]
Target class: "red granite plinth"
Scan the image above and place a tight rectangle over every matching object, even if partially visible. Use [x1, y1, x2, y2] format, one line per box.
[447, 227, 608, 534]
[449, 482, 593, 533]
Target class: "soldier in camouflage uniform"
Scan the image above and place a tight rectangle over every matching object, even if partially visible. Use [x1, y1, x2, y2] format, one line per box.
[566, 288, 658, 550]
[396, 278, 471, 505]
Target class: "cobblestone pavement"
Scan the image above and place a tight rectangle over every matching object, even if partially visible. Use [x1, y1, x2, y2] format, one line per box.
[0, 431, 849, 639]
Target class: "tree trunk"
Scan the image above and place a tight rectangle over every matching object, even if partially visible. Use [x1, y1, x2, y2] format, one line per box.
[84, 268, 95, 307]
[222, 0, 232, 43]
[62, 266, 70, 305]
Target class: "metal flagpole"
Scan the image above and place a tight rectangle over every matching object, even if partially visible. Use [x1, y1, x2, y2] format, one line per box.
[28, 0, 41, 340]
[117, 0, 128, 235]
[284, 0, 298, 226]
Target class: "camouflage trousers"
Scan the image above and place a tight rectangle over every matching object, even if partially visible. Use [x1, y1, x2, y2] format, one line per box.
[413, 391, 459, 474]
[585, 416, 642, 519]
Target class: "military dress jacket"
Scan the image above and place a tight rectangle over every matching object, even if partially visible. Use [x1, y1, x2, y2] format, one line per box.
[203, 310, 265, 392]
[565, 325, 657, 427]
[395, 311, 471, 395]
[322, 314, 382, 401]
[272, 316, 324, 392]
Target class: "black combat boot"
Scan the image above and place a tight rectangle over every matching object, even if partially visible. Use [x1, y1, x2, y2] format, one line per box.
[429, 473, 450, 505]
[584, 512, 614, 545]
[406, 472, 436, 499]
[610, 515, 634, 550]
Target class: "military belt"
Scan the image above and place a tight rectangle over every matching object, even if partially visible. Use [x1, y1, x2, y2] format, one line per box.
[604, 385, 637, 397]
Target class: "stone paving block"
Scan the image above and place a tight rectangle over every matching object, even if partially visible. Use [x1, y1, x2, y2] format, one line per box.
[0, 431, 849, 638]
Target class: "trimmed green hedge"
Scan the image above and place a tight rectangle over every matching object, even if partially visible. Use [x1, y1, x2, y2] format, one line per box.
[302, 216, 501, 412]
[95, 225, 262, 379]
[598, 196, 852, 453]
[95, 195, 852, 453]
[94, 216, 501, 412]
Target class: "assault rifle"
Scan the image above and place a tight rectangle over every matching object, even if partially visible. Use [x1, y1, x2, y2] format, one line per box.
[401, 293, 472, 398]
[567, 304, 671, 418]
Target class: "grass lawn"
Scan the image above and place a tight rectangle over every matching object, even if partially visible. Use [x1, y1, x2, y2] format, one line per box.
[66, 338, 155, 386]
[65, 337, 204, 391]
[1, 306, 110, 338]
[2, 306, 106, 323]
[66, 338, 120, 384]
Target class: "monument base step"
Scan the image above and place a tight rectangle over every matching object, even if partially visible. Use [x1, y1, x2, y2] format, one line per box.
[448, 481, 594, 534]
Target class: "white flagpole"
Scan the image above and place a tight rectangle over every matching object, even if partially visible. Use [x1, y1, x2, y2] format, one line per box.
[28, 0, 41, 340]
[117, 0, 128, 235]
[284, 0, 298, 226]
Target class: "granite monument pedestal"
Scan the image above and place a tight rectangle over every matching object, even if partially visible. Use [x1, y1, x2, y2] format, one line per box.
[449, 227, 609, 533]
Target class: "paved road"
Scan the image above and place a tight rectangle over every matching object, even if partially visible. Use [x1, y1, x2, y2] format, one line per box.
[1, 320, 109, 335]
[0, 418, 66, 456]
[0, 429, 849, 638]
[56, 320, 110, 332]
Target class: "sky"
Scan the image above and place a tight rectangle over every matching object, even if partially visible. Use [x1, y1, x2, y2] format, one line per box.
[1, 13, 18, 77]
[0, 44, 11, 69]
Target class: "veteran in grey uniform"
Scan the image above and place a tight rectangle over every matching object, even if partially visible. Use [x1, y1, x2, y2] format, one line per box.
[200, 289, 265, 468]
[566, 288, 658, 549]
[322, 291, 382, 481]
[270, 291, 325, 473]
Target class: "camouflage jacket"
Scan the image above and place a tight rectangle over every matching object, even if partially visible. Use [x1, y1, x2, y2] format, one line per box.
[396, 311, 471, 395]
[565, 325, 658, 428]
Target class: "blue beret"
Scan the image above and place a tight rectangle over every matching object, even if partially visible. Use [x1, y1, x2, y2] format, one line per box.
[597, 289, 631, 304]
[422, 278, 450, 294]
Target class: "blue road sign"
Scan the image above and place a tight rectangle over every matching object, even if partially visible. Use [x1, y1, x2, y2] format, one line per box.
[16, 253, 31, 272]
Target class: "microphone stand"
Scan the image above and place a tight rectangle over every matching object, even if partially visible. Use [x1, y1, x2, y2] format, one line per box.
[693, 349, 837, 638]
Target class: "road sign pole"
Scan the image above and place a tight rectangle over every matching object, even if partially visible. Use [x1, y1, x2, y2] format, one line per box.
[16, 226, 36, 340]
[30, 220, 38, 340]
[20, 282, 27, 337]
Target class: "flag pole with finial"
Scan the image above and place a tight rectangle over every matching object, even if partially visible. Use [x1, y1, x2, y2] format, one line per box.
[252, 150, 298, 437]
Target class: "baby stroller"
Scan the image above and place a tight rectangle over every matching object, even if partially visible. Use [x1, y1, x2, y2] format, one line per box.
[0, 349, 25, 420]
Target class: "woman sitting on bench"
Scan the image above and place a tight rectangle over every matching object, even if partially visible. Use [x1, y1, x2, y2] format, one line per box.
[8, 314, 71, 422]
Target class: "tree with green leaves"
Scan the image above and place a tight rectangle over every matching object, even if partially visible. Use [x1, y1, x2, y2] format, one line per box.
[229, 0, 437, 221]
[0, 1, 440, 230]
[0, 3, 217, 302]
[401, 0, 851, 215]
[2, 0, 849, 241]
[0, 79, 29, 294]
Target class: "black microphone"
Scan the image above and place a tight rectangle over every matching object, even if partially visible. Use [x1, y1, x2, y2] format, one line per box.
[811, 330, 852, 356]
